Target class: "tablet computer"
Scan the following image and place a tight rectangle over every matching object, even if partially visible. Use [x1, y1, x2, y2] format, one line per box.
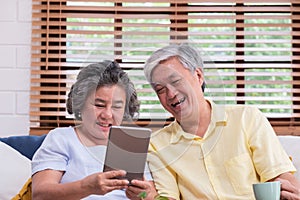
[103, 125, 152, 182]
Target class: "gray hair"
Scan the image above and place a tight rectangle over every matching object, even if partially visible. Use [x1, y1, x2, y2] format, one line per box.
[67, 60, 139, 121]
[144, 43, 205, 91]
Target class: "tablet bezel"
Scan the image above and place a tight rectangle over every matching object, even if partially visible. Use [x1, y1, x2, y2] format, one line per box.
[103, 125, 151, 182]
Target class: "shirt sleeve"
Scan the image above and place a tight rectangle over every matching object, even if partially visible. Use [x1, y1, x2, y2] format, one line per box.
[147, 143, 180, 200]
[245, 107, 296, 182]
[31, 129, 69, 175]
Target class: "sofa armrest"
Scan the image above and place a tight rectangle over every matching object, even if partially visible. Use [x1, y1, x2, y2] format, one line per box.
[0, 142, 31, 199]
[278, 135, 300, 181]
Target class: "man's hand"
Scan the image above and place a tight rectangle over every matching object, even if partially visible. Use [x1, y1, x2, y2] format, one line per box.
[274, 176, 300, 200]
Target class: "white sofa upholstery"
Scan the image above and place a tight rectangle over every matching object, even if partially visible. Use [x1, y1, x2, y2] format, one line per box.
[278, 135, 300, 181]
[0, 142, 31, 200]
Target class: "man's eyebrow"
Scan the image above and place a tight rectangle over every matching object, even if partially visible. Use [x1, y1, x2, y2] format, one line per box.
[151, 73, 180, 86]
[168, 73, 180, 80]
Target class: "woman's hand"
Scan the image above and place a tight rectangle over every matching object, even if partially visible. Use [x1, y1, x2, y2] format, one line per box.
[125, 179, 158, 200]
[32, 169, 129, 200]
[81, 170, 129, 195]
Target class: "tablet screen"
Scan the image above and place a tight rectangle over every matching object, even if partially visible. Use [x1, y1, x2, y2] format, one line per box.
[103, 126, 152, 182]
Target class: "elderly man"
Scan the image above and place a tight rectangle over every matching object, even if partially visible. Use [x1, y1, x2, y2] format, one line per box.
[144, 43, 300, 200]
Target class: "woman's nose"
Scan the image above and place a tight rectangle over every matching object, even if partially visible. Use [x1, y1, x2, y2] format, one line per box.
[100, 107, 113, 119]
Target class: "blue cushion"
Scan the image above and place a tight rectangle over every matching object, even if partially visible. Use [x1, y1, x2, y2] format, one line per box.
[0, 134, 46, 160]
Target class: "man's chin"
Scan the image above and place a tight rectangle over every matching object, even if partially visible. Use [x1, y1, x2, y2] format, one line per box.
[176, 111, 193, 122]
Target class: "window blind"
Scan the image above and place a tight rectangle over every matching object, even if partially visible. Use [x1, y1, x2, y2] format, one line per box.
[31, 0, 300, 135]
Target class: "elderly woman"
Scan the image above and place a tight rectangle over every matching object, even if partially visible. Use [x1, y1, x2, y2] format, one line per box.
[31, 61, 157, 200]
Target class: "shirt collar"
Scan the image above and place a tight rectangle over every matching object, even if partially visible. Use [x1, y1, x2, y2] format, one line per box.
[170, 99, 227, 144]
[170, 121, 197, 144]
[204, 99, 227, 139]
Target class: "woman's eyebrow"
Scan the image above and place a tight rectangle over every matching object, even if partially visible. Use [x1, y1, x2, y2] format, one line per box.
[94, 98, 105, 103]
[113, 100, 125, 104]
[94, 98, 124, 104]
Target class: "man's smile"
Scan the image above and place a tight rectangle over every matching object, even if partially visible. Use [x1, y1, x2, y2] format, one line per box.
[171, 97, 186, 108]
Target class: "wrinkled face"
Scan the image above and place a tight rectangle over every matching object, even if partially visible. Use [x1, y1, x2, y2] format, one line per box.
[80, 85, 126, 144]
[151, 57, 204, 122]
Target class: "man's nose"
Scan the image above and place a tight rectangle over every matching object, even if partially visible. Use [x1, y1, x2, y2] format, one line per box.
[166, 84, 177, 98]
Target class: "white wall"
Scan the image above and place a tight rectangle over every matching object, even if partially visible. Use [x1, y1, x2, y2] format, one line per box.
[0, 0, 31, 137]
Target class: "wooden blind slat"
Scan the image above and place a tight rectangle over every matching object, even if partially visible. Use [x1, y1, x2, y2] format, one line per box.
[30, 0, 300, 135]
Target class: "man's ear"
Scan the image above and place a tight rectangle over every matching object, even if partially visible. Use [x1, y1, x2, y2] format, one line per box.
[195, 68, 206, 92]
[195, 68, 204, 82]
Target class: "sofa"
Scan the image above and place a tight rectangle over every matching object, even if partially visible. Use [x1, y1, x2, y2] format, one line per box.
[0, 134, 299, 199]
[277, 135, 300, 180]
[0, 135, 46, 200]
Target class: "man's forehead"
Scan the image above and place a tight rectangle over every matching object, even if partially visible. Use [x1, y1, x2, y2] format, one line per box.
[151, 71, 181, 86]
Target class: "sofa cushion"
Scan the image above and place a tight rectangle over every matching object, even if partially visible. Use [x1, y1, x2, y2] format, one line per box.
[0, 142, 31, 200]
[0, 134, 46, 160]
[11, 178, 32, 200]
[278, 135, 300, 181]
